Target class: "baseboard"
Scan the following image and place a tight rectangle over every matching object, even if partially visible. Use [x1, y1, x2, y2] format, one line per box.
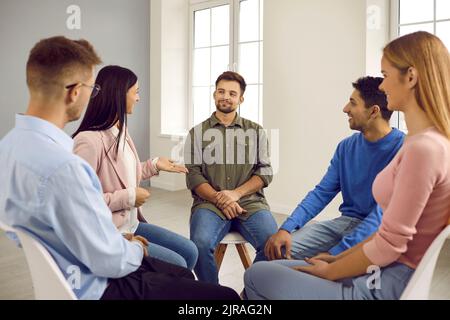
[269, 203, 292, 216]
[139, 180, 151, 188]
[150, 179, 186, 192]
[271, 205, 340, 222]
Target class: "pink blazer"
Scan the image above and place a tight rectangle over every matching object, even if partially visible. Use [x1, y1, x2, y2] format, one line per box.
[73, 129, 158, 229]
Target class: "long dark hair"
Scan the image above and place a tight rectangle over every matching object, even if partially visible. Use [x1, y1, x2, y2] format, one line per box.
[72, 65, 138, 156]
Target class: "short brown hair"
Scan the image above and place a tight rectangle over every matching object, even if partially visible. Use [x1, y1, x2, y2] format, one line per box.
[352, 77, 392, 121]
[26, 36, 102, 95]
[215, 71, 247, 96]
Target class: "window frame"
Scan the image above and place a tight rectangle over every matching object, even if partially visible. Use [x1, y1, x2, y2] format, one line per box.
[188, 0, 263, 128]
[391, 0, 450, 38]
[389, 0, 450, 132]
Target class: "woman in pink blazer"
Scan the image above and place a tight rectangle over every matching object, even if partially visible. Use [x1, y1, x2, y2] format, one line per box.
[73, 65, 198, 270]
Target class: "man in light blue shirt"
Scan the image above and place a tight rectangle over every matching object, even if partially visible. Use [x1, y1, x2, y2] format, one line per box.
[1, 114, 146, 299]
[264, 77, 405, 261]
[0, 37, 145, 300]
[0, 36, 238, 300]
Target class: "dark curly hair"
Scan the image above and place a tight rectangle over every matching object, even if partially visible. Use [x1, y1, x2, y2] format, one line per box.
[352, 76, 392, 121]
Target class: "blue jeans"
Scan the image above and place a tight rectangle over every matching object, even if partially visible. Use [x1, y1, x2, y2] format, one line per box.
[134, 222, 198, 270]
[190, 208, 278, 284]
[290, 216, 362, 259]
[244, 259, 414, 300]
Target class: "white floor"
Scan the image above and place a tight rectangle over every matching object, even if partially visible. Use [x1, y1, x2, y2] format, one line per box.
[0, 187, 449, 299]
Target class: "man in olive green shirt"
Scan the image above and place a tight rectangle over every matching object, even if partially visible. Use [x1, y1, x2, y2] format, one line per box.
[185, 71, 278, 284]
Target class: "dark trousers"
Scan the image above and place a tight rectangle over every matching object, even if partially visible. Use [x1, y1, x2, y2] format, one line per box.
[101, 256, 239, 300]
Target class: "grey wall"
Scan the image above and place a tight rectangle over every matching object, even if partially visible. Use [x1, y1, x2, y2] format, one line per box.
[0, 0, 151, 158]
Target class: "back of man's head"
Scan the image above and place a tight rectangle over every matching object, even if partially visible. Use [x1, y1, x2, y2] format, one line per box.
[352, 76, 392, 121]
[26, 36, 102, 99]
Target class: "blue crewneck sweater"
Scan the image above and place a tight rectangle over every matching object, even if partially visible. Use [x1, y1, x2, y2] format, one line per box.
[281, 128, 405, 255]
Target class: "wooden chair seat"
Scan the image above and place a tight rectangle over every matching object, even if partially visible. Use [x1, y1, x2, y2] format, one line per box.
[215, 232, 252, 270]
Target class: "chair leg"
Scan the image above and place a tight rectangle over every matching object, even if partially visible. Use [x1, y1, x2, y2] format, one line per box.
[215, 243, 227, 270]
[236, 243, 252, 269]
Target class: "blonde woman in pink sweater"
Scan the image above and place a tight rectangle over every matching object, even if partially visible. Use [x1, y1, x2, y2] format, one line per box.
[244, 31, 450, 300]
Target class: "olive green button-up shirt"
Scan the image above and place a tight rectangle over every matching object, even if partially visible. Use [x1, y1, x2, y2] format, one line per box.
[185, 113, 272, 220]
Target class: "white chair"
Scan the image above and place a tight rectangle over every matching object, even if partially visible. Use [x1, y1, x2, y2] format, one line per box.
[13, 228, 77, 300]
[0, 219, 15, 233]
[400, 224, 450, 300]
[215, 231, 252, 271]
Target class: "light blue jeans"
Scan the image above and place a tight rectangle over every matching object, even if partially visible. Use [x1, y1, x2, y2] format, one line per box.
[134, 222, 198, 270]
[190, 208, 278, 284]
[244, 259, 414, 300]
[290, 216, 362, 259]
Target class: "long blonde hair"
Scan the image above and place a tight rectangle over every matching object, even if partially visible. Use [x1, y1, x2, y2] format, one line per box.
[383, 31, 450, 139]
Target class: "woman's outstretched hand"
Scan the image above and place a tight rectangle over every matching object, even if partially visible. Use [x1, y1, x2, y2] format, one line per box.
[156, 157, 189, 174]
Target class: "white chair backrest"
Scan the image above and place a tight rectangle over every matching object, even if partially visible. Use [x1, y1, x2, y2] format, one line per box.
[14, 229, 77, 300]
[400, 224, 450, 300]
[0, 219, 15, 233]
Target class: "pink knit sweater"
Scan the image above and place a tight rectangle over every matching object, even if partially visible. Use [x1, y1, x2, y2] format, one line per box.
[364, 127, 450, 269]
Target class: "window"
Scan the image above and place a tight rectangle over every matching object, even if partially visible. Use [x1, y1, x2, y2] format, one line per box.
[391, 0, 450, 132]
[190, 0, 263, 127]
[397, 0, 450, 44]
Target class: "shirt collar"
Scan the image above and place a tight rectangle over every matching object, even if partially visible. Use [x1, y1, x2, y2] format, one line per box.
[209, 112, 244, 128]
[108, 125, 128, 140]
[109, 125, 120, 137]
[15, 114, 74, 152]
[361, 127, 398, 146]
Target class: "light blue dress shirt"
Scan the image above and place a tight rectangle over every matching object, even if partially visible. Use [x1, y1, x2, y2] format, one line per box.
[0, 115, 144, 300]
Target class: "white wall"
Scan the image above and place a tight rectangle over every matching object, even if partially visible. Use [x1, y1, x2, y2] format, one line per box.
[366, 0, 390, 76]
[262, 0, 366, 219]
[150, 0, 189, 191]
[150, 0, 388, 220]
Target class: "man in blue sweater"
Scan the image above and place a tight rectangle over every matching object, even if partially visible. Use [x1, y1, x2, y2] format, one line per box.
[265, 76, 405, 260]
